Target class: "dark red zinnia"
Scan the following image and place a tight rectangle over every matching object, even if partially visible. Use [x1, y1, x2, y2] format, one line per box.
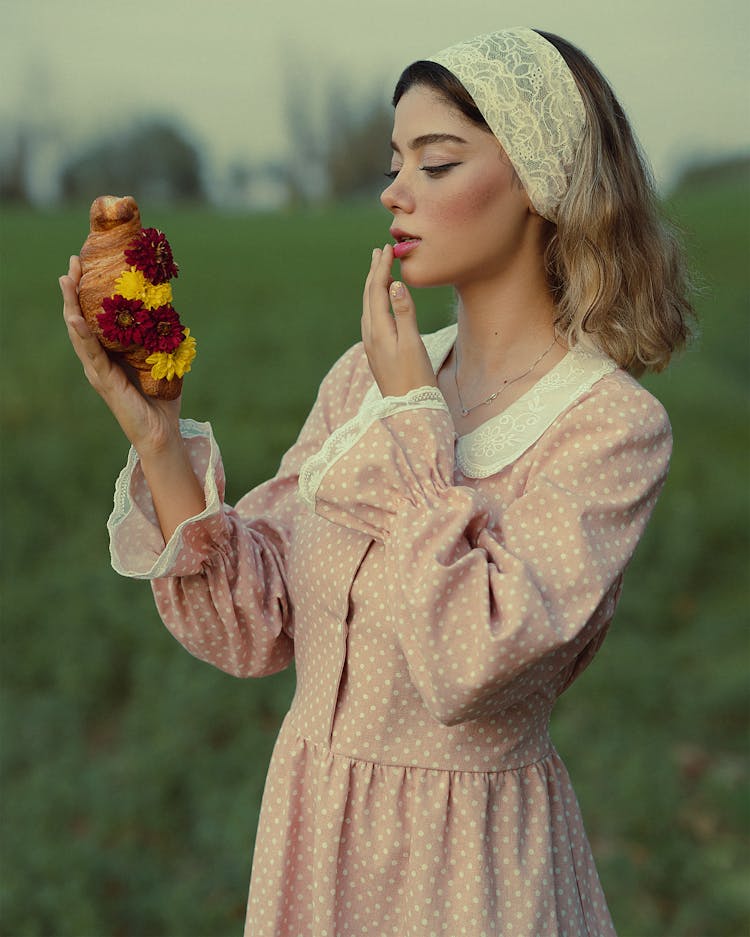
[124, 228, 179, 284]
[140, 304, 185, 353]
[97, 296, 148, 346]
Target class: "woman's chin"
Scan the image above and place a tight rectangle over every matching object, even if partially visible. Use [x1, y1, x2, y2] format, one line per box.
[402, 273, 453, 289]
[398, 263, 451, 290]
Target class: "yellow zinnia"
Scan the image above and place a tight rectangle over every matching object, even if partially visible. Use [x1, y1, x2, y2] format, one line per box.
[143, 280, 173, 310]
[113, 267, 173, 309]
[147, 329, 197, 381]
[114, 267, 148, 303]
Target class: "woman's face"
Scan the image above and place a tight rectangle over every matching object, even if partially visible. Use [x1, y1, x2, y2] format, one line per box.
[381, 84, 536, 290]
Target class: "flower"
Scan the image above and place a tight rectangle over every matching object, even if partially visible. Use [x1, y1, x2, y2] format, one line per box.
[97, 295, 148, 346]
[114, 267, 147, 303]
[147, 329, 197, 381]
[144, 280, 173, 310]
[116, 267, 175, 310]
[124, 228, 179, 284]
[139, 304, 185, 353]
[107, 223, 194, 385]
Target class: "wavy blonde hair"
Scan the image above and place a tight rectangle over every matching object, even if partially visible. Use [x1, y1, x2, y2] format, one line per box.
[536, 31, 694, 374]
[394, 34, 696, 375]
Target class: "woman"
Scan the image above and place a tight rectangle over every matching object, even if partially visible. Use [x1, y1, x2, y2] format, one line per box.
[61, 27, 693, 937]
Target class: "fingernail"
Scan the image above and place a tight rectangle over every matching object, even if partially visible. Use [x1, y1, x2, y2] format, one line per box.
[390, 281, 404, 299]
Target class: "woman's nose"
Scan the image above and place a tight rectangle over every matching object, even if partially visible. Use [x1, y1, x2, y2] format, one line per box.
[380, 175, 414, 214]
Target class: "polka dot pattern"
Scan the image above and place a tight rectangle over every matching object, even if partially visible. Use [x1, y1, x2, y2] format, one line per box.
[248, 724, 612, 936]
[108, 340, 671, 936]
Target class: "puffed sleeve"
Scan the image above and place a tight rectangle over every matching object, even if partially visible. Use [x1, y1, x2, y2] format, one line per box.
[107, 342, 368, 677]
[309, 373, 672, 724]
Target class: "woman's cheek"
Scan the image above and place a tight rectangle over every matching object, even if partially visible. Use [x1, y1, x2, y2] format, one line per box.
[433, 188, 486, 225]
[434, 174, 511, 228]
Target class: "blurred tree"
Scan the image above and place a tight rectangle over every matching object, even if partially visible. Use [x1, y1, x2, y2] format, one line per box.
[281, 55, 392, 205]
[671, 153, 750, 194]
[324, 87, 393, 201]
[59, 118, 206, 203]
[280, 60, 329, 205]
[0, 124, 32, 203]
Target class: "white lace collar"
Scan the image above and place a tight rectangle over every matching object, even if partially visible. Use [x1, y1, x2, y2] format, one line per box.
[298, 327, 618, 506]
[363, 324, 617, 478]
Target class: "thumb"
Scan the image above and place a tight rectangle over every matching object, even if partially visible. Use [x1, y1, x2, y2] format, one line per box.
[388, 280, 417, 330]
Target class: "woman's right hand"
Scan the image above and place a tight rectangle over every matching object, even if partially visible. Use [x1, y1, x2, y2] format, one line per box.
[60, 255, 182, 458]
[61, 255, 207, 540]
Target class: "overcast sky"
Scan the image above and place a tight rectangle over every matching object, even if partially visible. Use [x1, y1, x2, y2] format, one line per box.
[2, 0, 748, 197]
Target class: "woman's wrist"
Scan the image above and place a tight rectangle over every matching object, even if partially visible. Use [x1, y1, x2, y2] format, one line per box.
[133, 418, 184, 464]
[137, 429, 207, 542]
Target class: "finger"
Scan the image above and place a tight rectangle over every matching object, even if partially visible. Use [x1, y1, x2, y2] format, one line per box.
[365, 245, 392, 309]
[372, 242, 395, 291]
[59, 273, 85, 329]
[65, 322, 109, 386]
[371, 243, 397, 316]
[361, 247, 381, 345]
[363, 247, 382, 298]
[60, 273, 92, 344]
[68, 254, 82, 285]
[388, 279, 419, 336]
[59, 256, 84, 331]
[367, 245, 398, 341]
[59, 274, 116, 390]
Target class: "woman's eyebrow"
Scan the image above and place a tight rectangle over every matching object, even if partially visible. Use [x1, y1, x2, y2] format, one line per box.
[390, 132, 470, 153]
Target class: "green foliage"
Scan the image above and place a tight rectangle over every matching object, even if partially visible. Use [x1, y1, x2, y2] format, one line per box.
[1, 182, 747, 935]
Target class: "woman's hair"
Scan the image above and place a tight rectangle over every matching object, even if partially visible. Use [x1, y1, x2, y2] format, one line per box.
[393, 34, 696, 375]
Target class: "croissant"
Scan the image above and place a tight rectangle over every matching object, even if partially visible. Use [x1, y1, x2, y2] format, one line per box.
[78, 195, 195, 400]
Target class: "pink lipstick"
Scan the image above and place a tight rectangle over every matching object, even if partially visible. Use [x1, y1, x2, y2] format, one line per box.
[393, 239, 420, 259]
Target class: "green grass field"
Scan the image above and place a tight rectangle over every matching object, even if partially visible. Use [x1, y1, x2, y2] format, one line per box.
[1, 178, 748, 936]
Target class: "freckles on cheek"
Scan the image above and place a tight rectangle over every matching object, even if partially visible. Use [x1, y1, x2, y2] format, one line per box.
[435, 179, 507, 225]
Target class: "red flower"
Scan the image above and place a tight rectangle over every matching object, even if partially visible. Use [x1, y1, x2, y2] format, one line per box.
[97, 296, 148, 346]
[140, 304, 185, 353]
[124, 228, 179, 284]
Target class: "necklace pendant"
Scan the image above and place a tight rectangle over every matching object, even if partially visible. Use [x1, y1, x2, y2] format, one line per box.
[461, 407, 470, 417]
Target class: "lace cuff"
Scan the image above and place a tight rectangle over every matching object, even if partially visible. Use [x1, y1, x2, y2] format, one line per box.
[298, 385, 449, 510]
[107, 419, 228, 580]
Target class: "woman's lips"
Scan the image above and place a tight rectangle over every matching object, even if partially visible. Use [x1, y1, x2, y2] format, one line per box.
[393, 238, 420, 259]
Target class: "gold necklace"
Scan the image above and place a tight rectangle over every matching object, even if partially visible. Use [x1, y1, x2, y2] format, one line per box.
[454, 334, 558, 417]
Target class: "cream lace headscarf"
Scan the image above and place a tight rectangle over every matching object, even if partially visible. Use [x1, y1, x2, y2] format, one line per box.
[429, 28, 586, 222]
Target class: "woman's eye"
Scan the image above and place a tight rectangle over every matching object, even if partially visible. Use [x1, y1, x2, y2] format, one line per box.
[421, 162, 461, 176]
[384, 162, 461, 181]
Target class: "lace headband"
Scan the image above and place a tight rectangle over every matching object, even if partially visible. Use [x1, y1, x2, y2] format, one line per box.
[429, 27, 586, 221]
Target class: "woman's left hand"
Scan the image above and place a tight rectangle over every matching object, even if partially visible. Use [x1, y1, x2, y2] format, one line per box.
[361, 244, 437, 397]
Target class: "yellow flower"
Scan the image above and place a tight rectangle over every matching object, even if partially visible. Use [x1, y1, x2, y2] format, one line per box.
[144, 280, 172, 310]
[114, 267, 148, 302]
[147, 328, 197, 381]
[114, 267, 173, 309]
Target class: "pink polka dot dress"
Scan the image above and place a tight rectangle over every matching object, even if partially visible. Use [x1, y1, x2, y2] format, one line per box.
[109, 325, 672, 936]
